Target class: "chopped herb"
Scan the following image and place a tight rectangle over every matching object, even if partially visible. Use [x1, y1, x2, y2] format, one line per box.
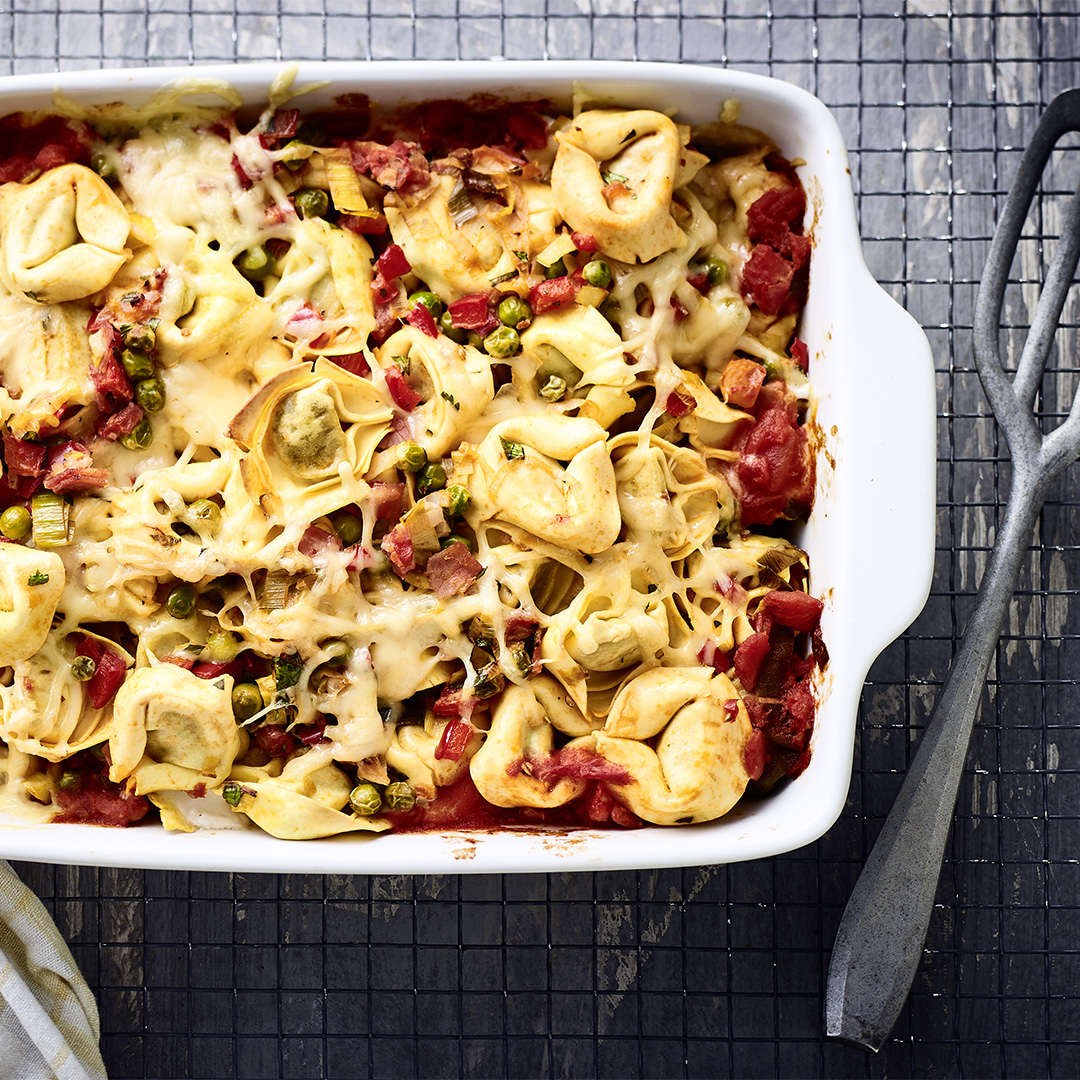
[513, 250, 528, 262]
[620, 129, 637, 143]
[274, 654, 303, 689]
[391, 354, 411, 375]
[27, 571, 49, 586]
[500, 438, 525, 461]
[222, 781, 244, 807]
[24, 291, 38, 302]
[440, 391, 460, 411]
[601, 170, 628, 185]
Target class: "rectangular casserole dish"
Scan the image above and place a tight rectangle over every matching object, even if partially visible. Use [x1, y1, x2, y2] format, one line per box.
[0, 60, 935, 873]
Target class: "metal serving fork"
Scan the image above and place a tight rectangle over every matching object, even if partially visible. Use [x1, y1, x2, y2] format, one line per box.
[825, 87, 1080, 1052]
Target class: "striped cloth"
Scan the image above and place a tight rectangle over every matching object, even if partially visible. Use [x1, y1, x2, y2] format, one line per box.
[0, 861, 107, 1080]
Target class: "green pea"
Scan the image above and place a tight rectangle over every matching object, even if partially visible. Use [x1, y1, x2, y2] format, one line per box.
[0, 505, 31, 541]
[440, 534, 474, 552]
[538, 375, 568, 402]
[349, 782, 382, 816]
[71, 655, 97, 682]
[206, 629, 239, 663]
[384, 781, 415, 812]
[135, 377, 166, 413]
[166, 583, 197, 619]
[231, 682, 263, 721]
[497, 295, 532, 329]
[704, 256, 729, 287]
[466, 330, 485, 350]
[417, 463, 446, 496]
[91, 153, 116, 182]
[408, 291, 444, 319]
[282, 139, 309, 172]
[483, 326, 520, 359]
[581, 259, 612, 289]
[185, 498, 221, 535]
[58, 770, 81, 791]
[545, 258, 568, 279]
[445, 484, 471, 517]
[396, 442, 428, 473]
[237, 245, 274, 282]
[120, 348, 154, 380]
[222, 781, 244, 807]
[119, 418, 153, 451]
[329, 509, 363, 547]
[438, 310, 468, 344]
[297, 122, 325, 147]
[123, 324, 156, 352]
[294, 187, 329, 220]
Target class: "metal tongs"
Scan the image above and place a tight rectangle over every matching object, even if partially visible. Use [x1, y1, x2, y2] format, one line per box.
[826, 88, 1080, 1051]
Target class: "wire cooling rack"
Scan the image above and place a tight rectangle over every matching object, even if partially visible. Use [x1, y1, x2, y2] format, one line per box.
[7, 2, 1080, 1078]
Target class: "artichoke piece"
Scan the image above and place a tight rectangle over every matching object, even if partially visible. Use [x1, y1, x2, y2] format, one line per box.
[0, 163, 131, 303]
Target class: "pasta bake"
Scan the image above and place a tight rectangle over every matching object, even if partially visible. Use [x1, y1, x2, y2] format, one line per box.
[0, 76, 824, 840]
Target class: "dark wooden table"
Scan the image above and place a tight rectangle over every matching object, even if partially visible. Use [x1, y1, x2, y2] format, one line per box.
[10, 3, 1080, 1077]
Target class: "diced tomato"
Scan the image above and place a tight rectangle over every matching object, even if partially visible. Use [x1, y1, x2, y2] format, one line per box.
[382, 365, 422, 411]
[406, 301, 438, 338]
[744, 729, 766, 781]
[733, 632, 770, 692]
[761, 590, 824, 633]
[375, 243, 411, 281]
[434, 718, 475, 760]
[447, 292, 495, 330]
[719, 357, 766, 409]
[529, 276, 578, 314]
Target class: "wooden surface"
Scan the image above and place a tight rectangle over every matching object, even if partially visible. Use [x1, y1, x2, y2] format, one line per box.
[8, 2, 1080, 1077]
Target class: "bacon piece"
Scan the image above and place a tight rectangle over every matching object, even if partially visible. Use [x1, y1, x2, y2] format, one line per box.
[53, 774, 150, 827]
[161, 653, 197, 671]
[602, 180, 631, 203]
[686, 272, 710, 294]
[294, 716, 329, 746]
[116, 269, 167, 320]
[664, 389, 693, 418]
[262, 109, 299, 143]
[529, 276, 578, 314]
[89, 350, 133, 406]
[286, 304, 325, 339]
[525, 748, 632, 786]
[43, 442, 109, 493]
[375, 243, 411, 281]
[370, 482, 405, 521]
[696, 640, 731, 674]
[426, 541, 483, 599]
[2, 436, 45, 478]
[747, 186, 807, 247]
[381, 521, 415, 577]
[406, 301, 438, 338]
[434, 718, 475, 759]
[504, 609, 540, 643]
[741, 244, 794, 317]
[610, 802, 641, 829]
[329, 351, 371, 377]
[571, 231, 599, 252]
[733, 631, 771, 692]
[338, 212, 388, 236]
[761, 590, 824, 633]
[719, 358, 766, 409]
[191, 660, 243, 680]
[95, 402, 143, 442]
[346, 139, 430, 193]
[447, 292, 495, 330]
[75, 636, 127, 710]
[253, 725, 299, 758]
[723, 698, 740, 722]
[0, 115, 91, 184]
[231, 153, 253, 189]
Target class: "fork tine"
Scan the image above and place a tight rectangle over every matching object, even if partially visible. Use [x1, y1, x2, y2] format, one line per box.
[974, 88, 1080, 431]
[1013, 179, 1080, 409]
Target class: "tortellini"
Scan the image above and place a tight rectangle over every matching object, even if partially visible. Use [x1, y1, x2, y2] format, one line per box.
[108, 665, 240, 796]
[0, 163, 131, 303]
[0, 546, 65, 667]
[551, 110, 707, 263]
[459, 414, 621, 554]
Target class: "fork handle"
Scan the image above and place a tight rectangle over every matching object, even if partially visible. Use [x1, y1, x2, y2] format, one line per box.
[825, 478, 1044, 1051]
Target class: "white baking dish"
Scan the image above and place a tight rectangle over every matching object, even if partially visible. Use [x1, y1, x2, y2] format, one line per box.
[0, 60, 935, 873]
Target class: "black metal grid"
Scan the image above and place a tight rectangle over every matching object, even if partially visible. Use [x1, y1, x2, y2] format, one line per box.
[6, 2, 1080, 1077]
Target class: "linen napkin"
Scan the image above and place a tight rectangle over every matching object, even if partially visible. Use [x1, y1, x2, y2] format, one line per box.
[0, 860, 107, 1080]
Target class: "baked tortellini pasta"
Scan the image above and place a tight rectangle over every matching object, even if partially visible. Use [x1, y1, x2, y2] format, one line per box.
[0, 81, 822, 838]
